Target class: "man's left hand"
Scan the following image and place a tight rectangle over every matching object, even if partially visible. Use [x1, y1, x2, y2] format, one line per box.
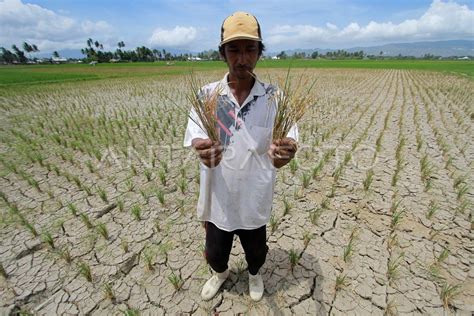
[268, 137, 298, 168]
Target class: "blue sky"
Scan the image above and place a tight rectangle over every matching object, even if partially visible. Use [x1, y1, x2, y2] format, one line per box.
[1, 0, 473, 53]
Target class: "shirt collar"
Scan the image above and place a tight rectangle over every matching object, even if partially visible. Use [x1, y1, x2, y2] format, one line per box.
[218, 72, 266, 98]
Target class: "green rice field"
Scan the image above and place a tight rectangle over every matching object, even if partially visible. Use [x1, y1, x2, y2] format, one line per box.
[1, 59, 472, 87]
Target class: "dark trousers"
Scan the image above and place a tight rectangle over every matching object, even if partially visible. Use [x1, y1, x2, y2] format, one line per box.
[204, 221, 268, 275]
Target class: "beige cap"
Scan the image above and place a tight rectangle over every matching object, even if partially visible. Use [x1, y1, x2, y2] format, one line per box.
[220, 11, 262, 46]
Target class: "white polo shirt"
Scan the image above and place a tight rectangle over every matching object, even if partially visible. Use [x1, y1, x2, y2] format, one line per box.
[183, 73, 298, 231]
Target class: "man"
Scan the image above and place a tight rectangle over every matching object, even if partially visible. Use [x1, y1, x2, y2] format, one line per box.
[183, 11, 298, 301]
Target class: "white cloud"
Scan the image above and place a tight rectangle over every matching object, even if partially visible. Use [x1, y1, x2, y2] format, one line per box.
[0, 0, 113, 50]
[326, 23, 338, 31]
[148, 26, 197, 48]
[267, 0, 474, 47]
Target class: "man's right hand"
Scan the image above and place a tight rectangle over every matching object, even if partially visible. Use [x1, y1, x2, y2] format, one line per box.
[191, 138, 223, 168]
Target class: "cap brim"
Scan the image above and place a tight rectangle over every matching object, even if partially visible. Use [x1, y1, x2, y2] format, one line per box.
[219, 34, 261, 46]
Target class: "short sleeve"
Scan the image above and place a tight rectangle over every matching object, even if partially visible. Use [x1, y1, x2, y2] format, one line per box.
[286, 124, 299, 142]
[183, 107, 209, 147]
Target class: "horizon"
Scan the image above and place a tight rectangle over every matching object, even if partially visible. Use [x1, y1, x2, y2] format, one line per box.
[18, 39, 474, 59]
[1, 0, 473, 54]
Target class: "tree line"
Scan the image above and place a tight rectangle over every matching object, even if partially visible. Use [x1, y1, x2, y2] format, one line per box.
[276, 50, 365, 59]
[1, 40, 471, 64]
[0, 39, 223, 64]
[0, 41, 367, 64]
[81, 38, 222, 62]
[1, 42, 40, 64]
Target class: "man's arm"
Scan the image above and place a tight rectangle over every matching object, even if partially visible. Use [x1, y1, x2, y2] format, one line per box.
[192, 138, 223, 168]
[268, 137, 298, 169]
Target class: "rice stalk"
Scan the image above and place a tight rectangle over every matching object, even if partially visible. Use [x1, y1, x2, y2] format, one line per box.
[80, 213, 93, 229]
[0, 263, 7, 278]
[303, 231, 312, 247]
[67, 203, 78, 216]
[103, 282, 115, 301]
[78, 261, 92, 282]
[143, 247, 155, 271]
[457, 200, 469, 214]
[96, 223, 109, 240]
[269, 68, 316, 141]
[384, 300, 398, 316]
[426, 201, 438, 220]
[144, 169, 152, 182]
[289, 159, 298, 174]
[123, 308, 139, 316]
[428, 263, 444, 283]
[388, 252, 404, 285]
[321, 197, 330, 210]
[456, 184, 469, 201]
[158, 169, 166, 186]
[23, 219, 38, 237]
[343, 229, 357, 263]
[301, 172, 311, 189]
[282, 196, 292, 216]
[335, 274, 348, 291]
[288, 248, 300, 270]
[312, 160, 324, 179]
[168, 271, 184, 291]
[269, 214, 279, 232]
[117, 199, 124, 212]
[436, 247, 449, 264]
[155, 189, 165, 205]
[121, 239, 129, 253]
[41, 231, 55, 249]
[391, 207, 405, 229]
[131, 205, 141, 221]
[181, 72, 222, 142]
[309, 207, 323, 225]
[235, 258, 246, 274]
[178, 177, 188, 194]
[58, 247, 72, 264]
[97, 186, 108, 203]
[440, 283, 461, 309]
[363, 169, 374, 191]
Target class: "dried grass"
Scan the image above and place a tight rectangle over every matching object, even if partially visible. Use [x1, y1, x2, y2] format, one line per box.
[268, 68, 316, 140]
[177, 68, 315, 144]
[184, 73, 222, 142]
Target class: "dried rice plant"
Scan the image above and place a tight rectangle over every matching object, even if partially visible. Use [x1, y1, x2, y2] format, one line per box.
[184, 73, 222, 142]
[162, 71, 222, 142]
[269, 68, 317, 141]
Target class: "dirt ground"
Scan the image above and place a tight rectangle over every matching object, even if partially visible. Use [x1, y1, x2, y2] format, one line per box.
[0, 68, 472, 315]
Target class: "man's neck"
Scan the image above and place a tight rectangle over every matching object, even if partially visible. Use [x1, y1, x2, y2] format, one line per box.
[227, 73, 255, 105]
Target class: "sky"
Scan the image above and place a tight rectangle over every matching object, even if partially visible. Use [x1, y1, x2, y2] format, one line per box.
[0, 0, 473, 54]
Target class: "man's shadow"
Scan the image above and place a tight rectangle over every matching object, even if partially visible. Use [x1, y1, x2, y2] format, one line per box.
[223, 246, 327, 315]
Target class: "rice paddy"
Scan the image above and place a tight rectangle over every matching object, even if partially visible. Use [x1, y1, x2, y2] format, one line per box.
[0, 64, 473, 315]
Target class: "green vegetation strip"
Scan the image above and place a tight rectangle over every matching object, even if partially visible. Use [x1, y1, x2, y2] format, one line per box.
[0, 69, 99, 85]
[257, 59, 474, 78]
[0, 60, 472, 87]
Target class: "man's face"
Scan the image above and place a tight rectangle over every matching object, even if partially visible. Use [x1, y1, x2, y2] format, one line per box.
[223, 39, 259, 81]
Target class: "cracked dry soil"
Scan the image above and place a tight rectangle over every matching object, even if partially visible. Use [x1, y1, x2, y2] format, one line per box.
[0, 68, 473, 315]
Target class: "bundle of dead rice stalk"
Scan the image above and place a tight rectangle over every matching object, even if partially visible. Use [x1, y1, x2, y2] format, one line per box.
[269, 68, 317, 141]
[182, 72, 222, 142]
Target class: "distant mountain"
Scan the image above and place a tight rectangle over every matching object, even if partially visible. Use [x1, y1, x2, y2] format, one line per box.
[270, 40, 474, 58]
[35, 49, 83, 59]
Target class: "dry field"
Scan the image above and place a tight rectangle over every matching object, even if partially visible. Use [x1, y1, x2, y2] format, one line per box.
[0, 68, 473, 315]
